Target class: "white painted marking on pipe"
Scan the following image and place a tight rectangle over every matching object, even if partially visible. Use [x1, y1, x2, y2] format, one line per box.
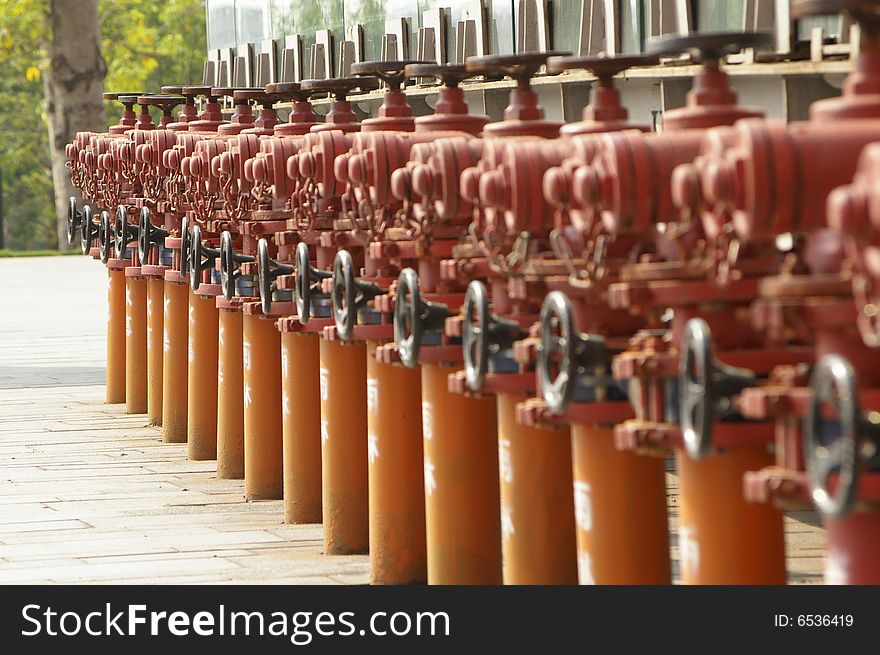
[188, 340, 194, 363]
[825, 547, 849, 585]
[217, 360, 224, 385]
[573, 480, 592, 532]
[189, 304, 194, 325]
[421, 402, 433, 440]
[126, 287, 132, 307]
[282, 392, 290, 417]
[280, 345, 288, 378]
[318, 367, 329, 401]
[163, 331, 171, 353]
[498, 438, 513, 484]
[126, 316, 132, 337]
[366, 378, 378, 414]
[423, 458, 436, 496]
[368, 432, 379, 464]
[242, 340, 251, 371]
[578, 551, 596, 585]
[320, 419, 329, 446]
[164, 296, 170, 319]
[501, 505, 514, 539]
[243, 383, 253, 408]
[679, 525, 700, 580]
[218, 325, 224, 348]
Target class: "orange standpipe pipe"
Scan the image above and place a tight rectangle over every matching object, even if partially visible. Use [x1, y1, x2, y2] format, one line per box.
[216, 305, 244, 479]
[824, 512, 880, 584]
[187, 291, 219, 460]
[571, 423, 671, 584]
[421, 362, 501, 584]
[676, 447, 786, 584]
[162, 274, 188, 442]
[320, 338, 369, 555]
[124, 269, 147, 414]
[367, 342, 427, 584]
[106, 264, 127, 404]
[243, 310, 283, 500]
[497, 392, 577, 584]
[146, 277, 164, 425]
[280, 330, 322, 523]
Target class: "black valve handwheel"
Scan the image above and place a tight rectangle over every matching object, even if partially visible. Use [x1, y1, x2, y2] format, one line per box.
[546, 53, 661, 77]
[137, 207, 152, 263]
[805, 355, 862, 519]
[99, 210, 114, 264]
[352, 60, 433, 90]
[403, 63, 477, 87]
[220, 230, 238, 301]
[257, 238, 294, 316]
[220, 230, 255, 301]
[646, 31, 774, 63]
[394, 268, 450, 369]
[189, 225, 221, 292]
[294, 242, 330, 324]
[80, 205, 98, 256]
[301, 76, 380, 98]
[114, 205, 137, 259]
[465, 51, 571, 81]
[395, 268, 424, 369]
[178, 217, 191, 276]
[332, 250, 357, 341]
[188, 224, 204, 291]
[679, 318, 757, 459]
[463, 280, 490, 392]
[539, 291, 578, 414]
[680, 318, 715, 459]
[138, 206, 170, 264]
[462, 282, 525, 391]
[538, 291, 610, 414]
[331, 249, 383, 341]
[67, 197, 82, 246]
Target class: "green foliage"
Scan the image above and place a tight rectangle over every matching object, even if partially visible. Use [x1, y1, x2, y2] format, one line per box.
[0, 0, 207, 251]
[0, 0, 54, 250]
[99, 0, 208, 127]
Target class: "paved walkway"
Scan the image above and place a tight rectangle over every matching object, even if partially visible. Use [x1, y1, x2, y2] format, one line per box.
[0, 256, 824, 584]
[0, 256, 368, 584]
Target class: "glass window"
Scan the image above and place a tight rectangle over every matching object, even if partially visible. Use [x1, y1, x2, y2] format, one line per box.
[345, 0, 421, 62]
[620, 0, 645, 54]
[797, 15, 843, 42]
[696, 1, 744, 32]
[270, 0, 295, 38]
[236, 0, 274, 45]
[207, 0, 237, 51]
[423, 0, 514, 57]
[550, 0, 582, 54]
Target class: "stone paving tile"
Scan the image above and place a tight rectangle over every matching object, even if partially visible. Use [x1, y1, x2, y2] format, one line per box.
[0, 259, 370, 585]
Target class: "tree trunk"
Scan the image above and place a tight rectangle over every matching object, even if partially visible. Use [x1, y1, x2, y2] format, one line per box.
[44, 0, 106, 251]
